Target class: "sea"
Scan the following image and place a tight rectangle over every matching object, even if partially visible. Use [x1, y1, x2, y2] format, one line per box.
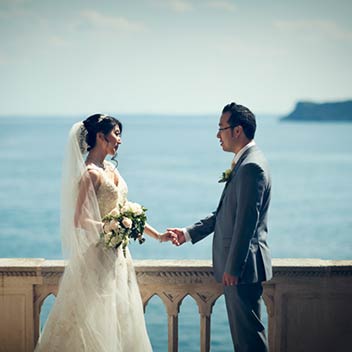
[0, 114, 351, 351]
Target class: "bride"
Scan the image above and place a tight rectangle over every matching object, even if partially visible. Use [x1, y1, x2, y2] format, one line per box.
[35, 114, 172, 351]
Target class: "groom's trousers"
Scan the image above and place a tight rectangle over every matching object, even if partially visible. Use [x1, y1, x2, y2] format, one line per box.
[224, 282, 268, 352]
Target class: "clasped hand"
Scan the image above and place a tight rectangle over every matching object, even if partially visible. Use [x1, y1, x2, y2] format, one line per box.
[167, 228, 186, 246]
[157, 228, 186, 245]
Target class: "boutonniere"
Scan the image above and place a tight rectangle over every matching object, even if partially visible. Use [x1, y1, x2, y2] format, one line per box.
[218, 168, 232, 183]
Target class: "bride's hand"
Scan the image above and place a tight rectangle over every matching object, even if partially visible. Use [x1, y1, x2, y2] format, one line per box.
[159, 231, 177, 243]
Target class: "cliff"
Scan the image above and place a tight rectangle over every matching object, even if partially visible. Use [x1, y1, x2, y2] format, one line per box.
[281, 100, 352, 121]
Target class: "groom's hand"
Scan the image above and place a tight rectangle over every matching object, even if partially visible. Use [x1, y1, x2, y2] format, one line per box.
[222, 272, 239, 286]
[167, 228, 186, 246]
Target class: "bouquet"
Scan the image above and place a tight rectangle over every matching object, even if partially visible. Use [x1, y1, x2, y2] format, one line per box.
[99, 201, 147, 257]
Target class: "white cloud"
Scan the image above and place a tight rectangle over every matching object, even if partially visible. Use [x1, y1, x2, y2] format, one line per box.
[80, 10, 146, 32]
[205, 1, 236, 12]
[151, 0, 236, 13]
[274, 19, 352, 41]
[48, 35, 70, 47]
[169, 0, 193, 12]
[151, 0, 193, 13]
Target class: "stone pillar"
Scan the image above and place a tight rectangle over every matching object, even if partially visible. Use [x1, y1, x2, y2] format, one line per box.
[0, 259, 44, 352]
[159, 290, 185, 352]
[191, 290, 223, 352]
[199, 314, 210, 352]
[167, 313, 178, 352]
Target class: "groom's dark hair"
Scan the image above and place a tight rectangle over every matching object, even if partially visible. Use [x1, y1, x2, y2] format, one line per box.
[223, 102, 256, 140]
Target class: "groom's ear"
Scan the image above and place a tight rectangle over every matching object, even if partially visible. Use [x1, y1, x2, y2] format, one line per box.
[234, 125, 242, 136]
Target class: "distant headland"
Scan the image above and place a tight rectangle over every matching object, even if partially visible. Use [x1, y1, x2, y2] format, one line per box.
[281, 100, 352, 122]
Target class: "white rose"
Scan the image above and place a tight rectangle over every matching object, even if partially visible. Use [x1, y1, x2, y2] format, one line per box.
[124, 203, 131, 212]
[131, 202, 143, 215]
[110, 219, 119, 231]
[122, 217, 133, 229]
[124, 201, 142, 215]
[109, 208, 120, 216]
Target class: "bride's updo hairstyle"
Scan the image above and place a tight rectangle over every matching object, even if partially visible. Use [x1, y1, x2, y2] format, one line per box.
[83, 114, 122, 152]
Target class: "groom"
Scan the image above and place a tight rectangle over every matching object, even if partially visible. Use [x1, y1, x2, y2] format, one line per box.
[169, 102, 272, 351]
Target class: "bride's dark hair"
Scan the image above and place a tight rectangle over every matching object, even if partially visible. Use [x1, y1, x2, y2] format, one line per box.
[83, 113, 122, 152]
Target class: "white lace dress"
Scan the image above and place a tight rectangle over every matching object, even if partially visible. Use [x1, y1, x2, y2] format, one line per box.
[35, 164, 152, 352]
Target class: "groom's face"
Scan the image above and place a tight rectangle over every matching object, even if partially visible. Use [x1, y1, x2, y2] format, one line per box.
[217, 112, 236, 152]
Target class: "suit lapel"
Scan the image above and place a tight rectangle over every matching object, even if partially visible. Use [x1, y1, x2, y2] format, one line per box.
[216, 146, 257, 213]
[231, 145, 256, 175]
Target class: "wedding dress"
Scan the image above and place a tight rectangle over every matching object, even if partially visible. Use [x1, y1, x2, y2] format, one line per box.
[35, 123, 152, 352]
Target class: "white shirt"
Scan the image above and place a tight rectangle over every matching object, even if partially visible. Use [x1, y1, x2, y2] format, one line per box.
[183, 140, 256, 242]
[232, 140, 256, 166]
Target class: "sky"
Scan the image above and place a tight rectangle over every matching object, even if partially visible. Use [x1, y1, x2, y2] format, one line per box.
[0, 0, 351, 116]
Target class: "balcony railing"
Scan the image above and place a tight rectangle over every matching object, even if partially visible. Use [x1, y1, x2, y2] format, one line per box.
[0, 258, 351, 352]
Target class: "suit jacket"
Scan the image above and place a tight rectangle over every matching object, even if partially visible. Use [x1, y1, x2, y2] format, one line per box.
[187, 145, 272, 284]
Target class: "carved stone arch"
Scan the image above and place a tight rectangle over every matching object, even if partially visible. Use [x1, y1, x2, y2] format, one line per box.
[34, 285, 58, 317]
[33, 286, 58, 344]
[139, 289, 157, 311]
[159, 290, 189, 316]
[189, 288, 223, 316]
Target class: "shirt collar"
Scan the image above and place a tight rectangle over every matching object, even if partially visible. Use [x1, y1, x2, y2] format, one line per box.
[233, 140, 256, 165]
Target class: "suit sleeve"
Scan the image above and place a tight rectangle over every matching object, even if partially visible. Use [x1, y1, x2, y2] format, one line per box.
[187, 212, 216, 244]
[225, 163, 266, 277]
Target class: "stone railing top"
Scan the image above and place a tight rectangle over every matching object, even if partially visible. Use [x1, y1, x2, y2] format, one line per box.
[272, 258, 352, 268]
[0, 259, 214, 271]
[1, 258, 351, 274]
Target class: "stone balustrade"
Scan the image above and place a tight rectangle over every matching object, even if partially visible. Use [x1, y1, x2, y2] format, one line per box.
[1, 258, 351, 352]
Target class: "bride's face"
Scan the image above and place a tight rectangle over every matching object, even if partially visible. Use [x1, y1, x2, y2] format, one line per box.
[104, 125, 121, 155]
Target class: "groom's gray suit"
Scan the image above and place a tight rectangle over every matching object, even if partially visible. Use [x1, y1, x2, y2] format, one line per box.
[186, 145, 272, 351]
